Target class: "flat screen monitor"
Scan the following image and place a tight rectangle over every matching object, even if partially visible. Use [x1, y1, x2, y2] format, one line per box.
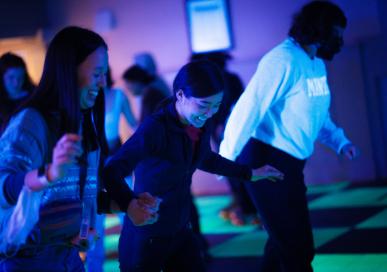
[186, 0, 233, 53]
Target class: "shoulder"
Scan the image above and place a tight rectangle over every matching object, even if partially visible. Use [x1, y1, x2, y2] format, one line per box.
[0, 108, 50, 165]
[109, 88, 126, 102]
[137, 112, 167, 135]
[262, 39, 301, 66]
[6, 108, 47, 136]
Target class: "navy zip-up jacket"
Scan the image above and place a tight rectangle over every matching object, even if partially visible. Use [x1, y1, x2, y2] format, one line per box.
[103, 101, 252, 236]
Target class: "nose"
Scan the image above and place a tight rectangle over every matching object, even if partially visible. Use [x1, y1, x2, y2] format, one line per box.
[12, 78, 21, 87]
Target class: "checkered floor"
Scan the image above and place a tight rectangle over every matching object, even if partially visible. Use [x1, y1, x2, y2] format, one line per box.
[101, 180, 387, 272]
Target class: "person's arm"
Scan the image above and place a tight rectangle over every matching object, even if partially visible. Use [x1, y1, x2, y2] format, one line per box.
[102, 118, 164, 213]
[199, 150, 284, 182]
[119, 90, 137, 129]
[318, 113, 352, 154]
[199, 150, 252, 180]
[219, 54, 293, 161]
[0, 109, 49, 207]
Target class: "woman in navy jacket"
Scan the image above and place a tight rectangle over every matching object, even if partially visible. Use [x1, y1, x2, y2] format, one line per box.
[103, 60, 283, 272]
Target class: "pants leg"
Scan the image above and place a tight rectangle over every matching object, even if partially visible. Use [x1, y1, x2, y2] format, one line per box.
[239, 139, 314, 272]
[118, 221, 170, 272]
[163, 229, 206, 272]
[190, 194, 209, 254]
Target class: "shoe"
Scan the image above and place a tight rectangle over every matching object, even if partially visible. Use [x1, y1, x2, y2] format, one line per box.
[228, 208, 246, 226]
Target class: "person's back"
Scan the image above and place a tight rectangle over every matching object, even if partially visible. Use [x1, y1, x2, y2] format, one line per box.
[122, 64, 168, 124]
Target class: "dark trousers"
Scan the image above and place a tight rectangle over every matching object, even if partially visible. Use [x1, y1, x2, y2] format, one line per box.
[0, 246, 84, 272]
[119, 225, 206, 272]
[238, 139, 314, 272]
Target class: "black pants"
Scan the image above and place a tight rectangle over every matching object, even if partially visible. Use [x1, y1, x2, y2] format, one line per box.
[118, 225, 206, 272]
[238, 139, 314, 272]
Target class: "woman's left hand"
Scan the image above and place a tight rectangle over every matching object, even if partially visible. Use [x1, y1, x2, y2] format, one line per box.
[340, 143, 359, 160]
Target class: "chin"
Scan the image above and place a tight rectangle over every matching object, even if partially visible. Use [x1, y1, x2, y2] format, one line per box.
[192, 121, 205, 128]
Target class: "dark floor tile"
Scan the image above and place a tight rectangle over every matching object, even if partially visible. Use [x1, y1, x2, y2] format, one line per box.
[317, 228, 387, 253]
[207, 256, 262, 272]
[310, 207, 384, 227]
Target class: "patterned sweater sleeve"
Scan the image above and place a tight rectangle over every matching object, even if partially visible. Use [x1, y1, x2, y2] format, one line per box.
[0, 108, 49, 207]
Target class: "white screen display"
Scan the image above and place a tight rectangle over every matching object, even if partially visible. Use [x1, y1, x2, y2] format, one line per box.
[186, 0, 233, 53]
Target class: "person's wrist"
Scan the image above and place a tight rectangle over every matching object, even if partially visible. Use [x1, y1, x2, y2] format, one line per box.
[37, 164, 54, 186]
[45, 163, 55, 182]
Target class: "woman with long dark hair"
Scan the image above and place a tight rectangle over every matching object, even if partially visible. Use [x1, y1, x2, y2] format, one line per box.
[0, 26, 136, 271]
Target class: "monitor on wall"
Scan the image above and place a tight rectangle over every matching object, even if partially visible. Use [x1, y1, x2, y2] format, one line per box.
[186, 0, 233, 53]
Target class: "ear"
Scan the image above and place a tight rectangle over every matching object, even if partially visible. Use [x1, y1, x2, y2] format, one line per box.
[175, 89, 184, 102]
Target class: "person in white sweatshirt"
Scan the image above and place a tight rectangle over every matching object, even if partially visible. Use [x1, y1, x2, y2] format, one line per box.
[219, 1, 358, 271]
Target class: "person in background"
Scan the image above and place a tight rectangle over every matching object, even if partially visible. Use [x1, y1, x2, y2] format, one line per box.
[0, 26, 158, 272]
[220, 1, 359, 271]
[134, 52, 171, 97]
[122, 65, 168, 123]
[0, 52, 35, 133]
[103, 60, 284, 272]
[105, 67, 137, 154]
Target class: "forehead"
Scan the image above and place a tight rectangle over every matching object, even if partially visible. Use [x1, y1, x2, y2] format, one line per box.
[80, 47, 108, 70]
[4, 67, 25, 76]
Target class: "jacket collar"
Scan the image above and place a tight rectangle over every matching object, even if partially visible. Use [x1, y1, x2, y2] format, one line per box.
[160, 100, 212, 135]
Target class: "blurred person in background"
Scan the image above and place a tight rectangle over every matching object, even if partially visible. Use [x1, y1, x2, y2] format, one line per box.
[0, 52, 35, 133]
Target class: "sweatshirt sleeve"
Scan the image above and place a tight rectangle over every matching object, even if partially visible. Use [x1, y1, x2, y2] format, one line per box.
[0, 109, 48, 207]
[219, 53, 294, 161]
[102, 118, 165, 212]
[318, 113, 351, 154]
[199, 150, 252, 181]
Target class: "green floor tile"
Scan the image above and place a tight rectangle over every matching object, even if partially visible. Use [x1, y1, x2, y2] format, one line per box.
[306, 181, 350, 194]
[104, 215, 121, 229]
[103, 258, 120, 272]
[356, 208, 387, 229]
[209, 227, 349, 258]
[309, 188, 387, 209]
[313, 228, 349, 248]
[313, 254, 387, 272]
[209, 230, 268, 257]
[104, 234, 120, 255]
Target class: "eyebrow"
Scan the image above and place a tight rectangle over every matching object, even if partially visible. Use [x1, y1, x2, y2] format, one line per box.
[197, 101, 212, 105]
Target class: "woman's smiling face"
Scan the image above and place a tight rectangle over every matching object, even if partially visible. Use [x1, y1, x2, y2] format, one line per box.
[78, 46, 108, 109]
[176, 89, 223, 128]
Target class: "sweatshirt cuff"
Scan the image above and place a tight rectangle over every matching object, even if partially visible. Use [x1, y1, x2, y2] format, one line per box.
[114, 187, 136, 213]
[337, 140, 351, 155]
